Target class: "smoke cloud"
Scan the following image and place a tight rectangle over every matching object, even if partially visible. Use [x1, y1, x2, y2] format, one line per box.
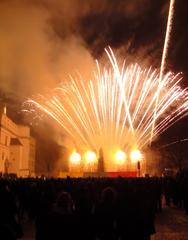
[0, 0, 96, 101]
[0, 0, 168, 103]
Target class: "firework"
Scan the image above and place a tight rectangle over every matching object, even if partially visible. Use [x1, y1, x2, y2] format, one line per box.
[26, 48, 188, 159]
[24, 0, 186, 172]
[151, 0, 176, 143]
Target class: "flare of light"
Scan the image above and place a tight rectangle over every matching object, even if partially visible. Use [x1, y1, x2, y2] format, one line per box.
[69, 152, 81, 165]
[84, 151, 97, 164]
[130, 150, 143, 163]
[114, 150, 127, 165]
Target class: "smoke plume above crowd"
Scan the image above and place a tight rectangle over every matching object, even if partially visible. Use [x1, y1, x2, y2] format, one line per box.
[0, 0, 170, 102]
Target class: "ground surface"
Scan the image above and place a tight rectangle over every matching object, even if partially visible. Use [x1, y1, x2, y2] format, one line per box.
[22, 220, 35, 240]
[21, 205, 188, 240]
[152, 206, 188, 240]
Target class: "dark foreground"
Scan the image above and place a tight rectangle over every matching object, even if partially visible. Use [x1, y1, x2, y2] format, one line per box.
[22, 204, 188, 240]
[0, 174, 188, 240]
[152, 205, 188, 240]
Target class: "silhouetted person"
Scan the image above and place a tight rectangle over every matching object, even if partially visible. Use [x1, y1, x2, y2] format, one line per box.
[94, 187, 118, 240]
[36, 191, 75, 240]
[0, 183, 23, 240]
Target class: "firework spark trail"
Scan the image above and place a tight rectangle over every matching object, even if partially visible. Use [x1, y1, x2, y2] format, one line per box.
[137, 80, 185, 147]
[105, 48, 135, 136]
[160, 0, 175, 79]
[139, 92, 188, 149]
[26, 48, 188, 157]
[150, 0, 176, 144]
[159, 138, 188, 149]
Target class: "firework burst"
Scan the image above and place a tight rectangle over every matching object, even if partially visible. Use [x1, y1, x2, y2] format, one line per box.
[25, 47, 188, 157]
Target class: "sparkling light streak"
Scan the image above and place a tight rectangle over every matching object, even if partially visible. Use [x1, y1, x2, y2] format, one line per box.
[159, 138, 188, 149]
[151, 0, 176, 143]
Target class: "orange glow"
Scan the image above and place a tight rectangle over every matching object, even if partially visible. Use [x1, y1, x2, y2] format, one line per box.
[130, 150, 143, 163]
[69, 152, 81, 165]
[84, 151, 97, 164]
[114, 150, 127, 165]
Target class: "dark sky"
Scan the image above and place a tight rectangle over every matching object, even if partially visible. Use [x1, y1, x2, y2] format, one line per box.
[0, 0, 188, 153]
[0, 0, 187, 103]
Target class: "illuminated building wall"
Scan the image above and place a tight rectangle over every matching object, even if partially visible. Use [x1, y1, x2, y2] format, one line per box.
[0, 108, 36, 177]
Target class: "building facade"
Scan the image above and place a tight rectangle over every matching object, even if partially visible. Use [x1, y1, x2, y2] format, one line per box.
[0, 108, 36, 177]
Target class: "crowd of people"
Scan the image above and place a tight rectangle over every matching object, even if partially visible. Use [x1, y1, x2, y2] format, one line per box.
[0, 173, 187, 240]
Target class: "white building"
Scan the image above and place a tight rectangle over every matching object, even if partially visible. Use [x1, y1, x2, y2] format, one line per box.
[0, 108, 36, 177]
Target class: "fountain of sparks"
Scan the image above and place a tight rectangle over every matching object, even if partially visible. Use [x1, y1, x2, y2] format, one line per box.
[25, 0, 187, 172]
[25, 47, 188, 171]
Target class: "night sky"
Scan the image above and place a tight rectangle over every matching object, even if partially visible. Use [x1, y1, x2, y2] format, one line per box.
[0, 0, 188, 170]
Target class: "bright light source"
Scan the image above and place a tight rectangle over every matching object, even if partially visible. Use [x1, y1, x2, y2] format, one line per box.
[69, 152, 81, 165]
[130, 150, 143, 163]
[84, 151, 97, 164]
[115, 150, 127, 165]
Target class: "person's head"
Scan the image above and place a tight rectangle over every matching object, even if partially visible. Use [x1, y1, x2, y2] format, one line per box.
[56, 191, 74, 213]
[101, 187, 117, 204]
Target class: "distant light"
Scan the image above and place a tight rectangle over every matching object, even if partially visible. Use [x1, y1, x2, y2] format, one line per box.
[69, 152, 81, 165]
[130, 150, 143, 163]
[84, 151, 97, 164]
[3, 106, 7, 115]
[115, 150, 127, 165]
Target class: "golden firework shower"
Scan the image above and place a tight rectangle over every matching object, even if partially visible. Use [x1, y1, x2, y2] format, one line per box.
[26, 47, 188, 171]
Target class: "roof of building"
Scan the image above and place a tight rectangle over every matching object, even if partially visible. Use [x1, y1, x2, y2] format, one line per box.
[10, 138, 23, 146]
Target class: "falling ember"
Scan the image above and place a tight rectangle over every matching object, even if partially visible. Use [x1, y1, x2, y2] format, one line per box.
[25, 47, 188, 171]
